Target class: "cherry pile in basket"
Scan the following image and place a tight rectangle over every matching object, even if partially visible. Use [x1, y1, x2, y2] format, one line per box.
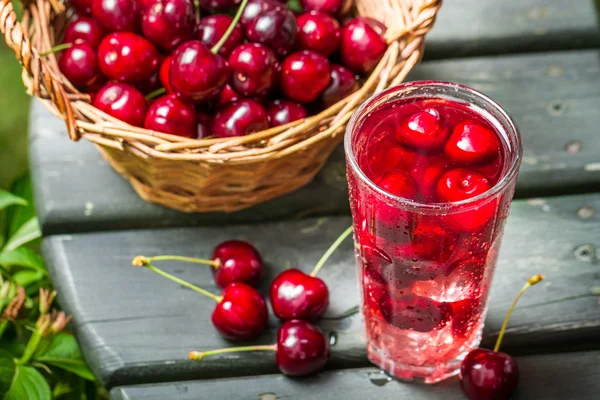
[132, 226, 353, 376]
[59, 0, 387, 139]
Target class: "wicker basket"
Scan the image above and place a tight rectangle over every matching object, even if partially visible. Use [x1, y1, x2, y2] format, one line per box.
[1, 0, 442, 212]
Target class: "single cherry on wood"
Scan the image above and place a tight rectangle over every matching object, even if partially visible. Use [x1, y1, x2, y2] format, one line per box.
[98, 32, 160, 84]
[63, 16, 105, 49]
[92, 82, 148, 127]
[270, 226, 352, 321]
[92, 0, 141, 33]
[141, 0, 196, 52]
[189, 319, 330, 376]
[460, 274, 544, 400]
[144, 94, 197, 138]
[280, 50, 331, 103]
[133, 256, 268, 341]
[340, 17, 387, 74]
[136, 240, 264, 288]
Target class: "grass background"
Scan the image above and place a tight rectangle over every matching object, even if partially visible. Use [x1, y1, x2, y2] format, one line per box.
[0, 40, 30, 190]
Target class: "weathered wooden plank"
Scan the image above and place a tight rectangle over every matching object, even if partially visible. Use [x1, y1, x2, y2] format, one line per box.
[426, 0, 600, 59]
[111, 351, 600, 400]
[31, 50, 600, 234]
[42, 193, 600, 388]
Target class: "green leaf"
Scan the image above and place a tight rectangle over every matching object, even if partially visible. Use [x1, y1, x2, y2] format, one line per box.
[35, 334, 95, 381]
[3, 217, 41, 252]
[5, 175, 35, 241]
[0, 248, 45, 271]
[4, 365, 51, 400]
[11, 270, 45, 288]
[0, 350, 15, 395]
[0, 191, 26, 213]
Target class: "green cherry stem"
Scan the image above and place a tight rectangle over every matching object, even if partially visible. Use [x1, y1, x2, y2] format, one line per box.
[189, 344, 277, 361]
[210, 0, 248, 54]
[142, 255, 219, 268]
[494, 274, 544, 352]
[310, 226, 353, 277]
[132, 256, 223, 302]
[145, 87, 167, 100]
[40, 42, 73, 57]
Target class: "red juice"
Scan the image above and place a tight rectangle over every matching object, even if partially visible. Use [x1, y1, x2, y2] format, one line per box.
[344, 82, 522, 383]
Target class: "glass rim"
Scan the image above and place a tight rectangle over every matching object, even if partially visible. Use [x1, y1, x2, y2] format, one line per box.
[344, 80, 523, 212]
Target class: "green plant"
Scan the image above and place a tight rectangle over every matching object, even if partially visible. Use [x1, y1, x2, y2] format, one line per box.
[0, 175, 106, 400]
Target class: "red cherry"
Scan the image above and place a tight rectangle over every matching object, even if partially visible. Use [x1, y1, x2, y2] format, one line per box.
[267, 99, 307, 127]
[210, 99, 269, 138]
[228, 43, 277, 97]
[319, 64, 358, 108]
[98, 32, 160, 84]
[460, 349, 519, 400]
[445, 120, 501, 165]
[196, 110, 212, 138]
[280, 50, 331, 103]
[211, 282, 268, 341]
[189, 319, 329, 377]
[375, 169, 419, 199]
[211, 240, 264, 288]
[144, 94, 197, 138]
[240, 0, 283, 27]
[93, 82, 147, 127]
[245, 8, 297, 57]
[436, 168, 491, 202]
[196, 14, 245, 58]
[92, 0, 141, 33]
[450, 297, 481, 338]
[395, 109, 449, 152]
[340, 17, 387, 74]
[63, 16, 105, 49]
[276, 320, 330, 376]
[296, 11, 340, 56]
[70, 0, 93, 15]
[214, 84, 242, 108]
[300, 0, 341, 14]
[198, 0, 241, 12]
[270, 269, 329, 321]
[379, 293, 451, 332]
[158, 56, 174, 93]
[138, 0, 156, 10]
[169, 40, 229, 103]
[141, 0, 195, 52]
[58, 42, 102, 90]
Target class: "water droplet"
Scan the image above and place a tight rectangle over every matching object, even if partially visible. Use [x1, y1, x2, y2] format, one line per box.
[329, 331, 338, 346]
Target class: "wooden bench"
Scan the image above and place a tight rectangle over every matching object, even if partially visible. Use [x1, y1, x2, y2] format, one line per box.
[30, 0, 600, 398]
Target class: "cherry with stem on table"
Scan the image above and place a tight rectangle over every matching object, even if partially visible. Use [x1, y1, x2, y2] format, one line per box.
[270, 226, 353, 321]
[189, 319, 330, 376]
[132, 255, 268, 341]
[460, 274, 545, 400]
[133, 240, 264, 288]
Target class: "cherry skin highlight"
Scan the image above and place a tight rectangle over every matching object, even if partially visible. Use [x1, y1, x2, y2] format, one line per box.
[211, 240, 264, 288]
[58, 42, 103, 90]
[395, 109, 450, 152]
[296, 11, 340, 56]
[245, 8, 297, 57]
[270, 269, 329, 321]
[280, 50, 331, 103]
[141, 0, 195, 52]
[93, 82, 148, 127]
[92, 0, 141, 33]
[267, 99, 307, 127]
[63, 16, 105, 49]
[97, 32, 160, 84]
[445, 120, 501, 165]
[276, 320, 330, 376]
[228, 43, 278, 97]
[144, 94, 197, 138]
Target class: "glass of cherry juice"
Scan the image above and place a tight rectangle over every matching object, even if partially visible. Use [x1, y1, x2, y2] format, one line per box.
[345, 81, 522, 383]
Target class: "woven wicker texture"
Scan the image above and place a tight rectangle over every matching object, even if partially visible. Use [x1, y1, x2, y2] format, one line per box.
[1, 0, 442, 212]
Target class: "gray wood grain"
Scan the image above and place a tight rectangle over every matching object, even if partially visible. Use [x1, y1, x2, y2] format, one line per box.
[426, 0, 600, 59]
[111, 351, 600, 400]
[42, 193, 600, 388]
[31, 50, 600, 235]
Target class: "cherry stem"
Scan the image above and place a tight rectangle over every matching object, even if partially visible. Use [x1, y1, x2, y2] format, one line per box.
[210, 0, 248, 54]
[189, 344, 277, 360]
[310, 226, 353, 277]
[194, 0, 200, 23]
[145, 87, 166, 100]
[494, 274, 544, 352]
[143, 255, 219, 268]
[40, 42, 72, 57]
[132, 256, 223, 303]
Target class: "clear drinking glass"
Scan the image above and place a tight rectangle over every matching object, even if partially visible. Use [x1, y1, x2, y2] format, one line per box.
[345, 81, 522, 383]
